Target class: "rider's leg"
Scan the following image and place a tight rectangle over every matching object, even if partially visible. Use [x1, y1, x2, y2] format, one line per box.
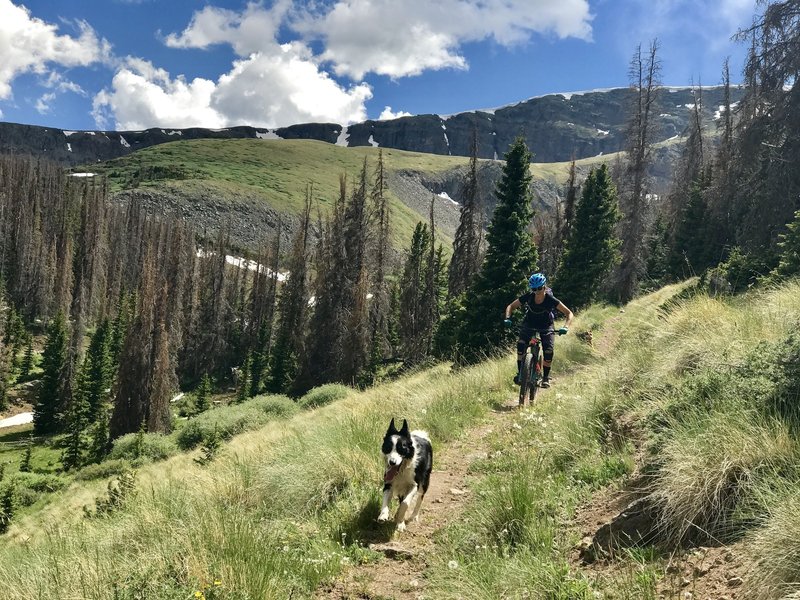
[541, 331, 555, 384]
[516, 326, 534, 382]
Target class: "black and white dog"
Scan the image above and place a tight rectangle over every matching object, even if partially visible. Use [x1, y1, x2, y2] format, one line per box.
[378, 418, 433, 531]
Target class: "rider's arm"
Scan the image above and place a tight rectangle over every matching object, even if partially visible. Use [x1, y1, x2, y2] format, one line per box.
[505, 299, 522, 319]
[556, 302, 574, 327]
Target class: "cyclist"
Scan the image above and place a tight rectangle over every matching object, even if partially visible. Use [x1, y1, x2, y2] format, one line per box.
[503, 272, 573, 388]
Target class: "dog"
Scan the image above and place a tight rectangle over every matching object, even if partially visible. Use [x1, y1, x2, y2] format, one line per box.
[377, 418, 433, 531]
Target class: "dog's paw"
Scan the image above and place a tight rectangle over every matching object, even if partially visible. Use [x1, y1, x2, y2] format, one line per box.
[377, 510, 390, 522]
[396, 521, 407, 532]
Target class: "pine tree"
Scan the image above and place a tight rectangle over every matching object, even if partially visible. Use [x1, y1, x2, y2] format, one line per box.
[19, 332, 34, 380]
[61, 378, 88, 471]
[19, 436, 32, 473]
[456, 137, 538, 364]
[555, 165, 622, 310]
[616, 40, 661, 304]
[267, 189, 312, 393]
[770, 209, 800, 281]
[236, 353, 251, 404]
[34, 312, 69, 434]
[0, 485, 15, 534]
[195, 373, 212, 413]
[81, 320, 113, 423]
[668, 181, 711, 279]
[448, 129, 484, 299]
[399, 222, 433, 364]
[643, 214, 670, 290]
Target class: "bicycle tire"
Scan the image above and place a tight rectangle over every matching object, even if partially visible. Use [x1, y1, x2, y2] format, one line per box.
[529, 349, 541, 403]
[519, 353, 533, 407]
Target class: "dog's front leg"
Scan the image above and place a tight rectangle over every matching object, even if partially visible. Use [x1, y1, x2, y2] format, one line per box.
[377, 484, 392, 522]
[394, 486, 418, 531]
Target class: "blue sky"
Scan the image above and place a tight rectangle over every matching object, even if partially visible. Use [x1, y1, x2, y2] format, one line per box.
[0, 0, 757, 131]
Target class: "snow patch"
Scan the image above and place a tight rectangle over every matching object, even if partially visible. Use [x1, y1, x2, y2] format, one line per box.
[0, 412, 33, 428]
[63, 130, 78, 137]
[66, 143, 72, 152]
[69, 172, 96, 177]
[596, 129, 609, 135]
[197, 249, 288, 281]
[368, 134, 379, 147]
[667, 134, 679, 141]
[120, 136, 130, 148]
[256, 129, 281, 140]
[437, 192, 460, 207]
[163, 130, 182, 136]
[170, 393, 184, 403]
[335, 126, 349, 147]
[660, 113, 671, 117]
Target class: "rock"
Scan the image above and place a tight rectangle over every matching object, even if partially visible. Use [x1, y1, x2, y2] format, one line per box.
[727, 577, 744, 587]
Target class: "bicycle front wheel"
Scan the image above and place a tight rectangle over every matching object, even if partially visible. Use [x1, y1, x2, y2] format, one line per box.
[519, 353, 533, 407]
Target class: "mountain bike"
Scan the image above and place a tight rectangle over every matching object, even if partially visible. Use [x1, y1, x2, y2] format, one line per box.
[518, 332, 544, 407]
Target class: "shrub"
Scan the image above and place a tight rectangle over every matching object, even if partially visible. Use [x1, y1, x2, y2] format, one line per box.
[74, 459, 133, 481]
[110, 432, 179, 462]
[299, 384, 351, 409]
[174, 395, 298, 450]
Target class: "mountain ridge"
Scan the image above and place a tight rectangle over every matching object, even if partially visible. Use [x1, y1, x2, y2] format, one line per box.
[0, 85, 744, 167]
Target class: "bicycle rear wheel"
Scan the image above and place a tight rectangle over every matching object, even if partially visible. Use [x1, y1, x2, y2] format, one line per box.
[519, 353, 533, 406]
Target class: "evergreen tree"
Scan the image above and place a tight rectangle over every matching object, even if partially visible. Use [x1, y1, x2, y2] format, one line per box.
[236, 353, 251, 404]
[61, 379, 88, 471]
[643, 214, 670, 290]
[398, 222, 433, 363]
[457, 137, 538, 364]
[249, 322, 269, 397]
[19, 332, 34, 380]
[268, 190, 312, 393]
[19, 436, 32, 473]
[770, 209, 800, 281]
[448, 129, 484, 299]
[87, 403, 111, 463]
[668, 181, 711, 279]
[555, 165, 622, 310]
[34, 312, 69, 434]
[81, 320, 113, 423]
[0, 485, 15, 534]
[195, 373, 212, 413]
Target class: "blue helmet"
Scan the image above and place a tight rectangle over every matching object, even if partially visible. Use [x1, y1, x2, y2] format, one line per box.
[528, 272, 547, 289]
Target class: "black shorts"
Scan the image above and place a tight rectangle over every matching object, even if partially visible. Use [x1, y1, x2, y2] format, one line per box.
[519, 324, 555, 354]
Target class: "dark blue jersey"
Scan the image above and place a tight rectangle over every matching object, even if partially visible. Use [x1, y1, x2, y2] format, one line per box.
[518, 290, 560, 330]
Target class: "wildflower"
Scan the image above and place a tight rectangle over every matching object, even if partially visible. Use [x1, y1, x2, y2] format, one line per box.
[447, 560, 458, 570]
[214, 580, 222, 586]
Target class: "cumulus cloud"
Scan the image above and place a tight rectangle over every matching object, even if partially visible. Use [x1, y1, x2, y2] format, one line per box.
[94, 52, 371, 130]
[379, 106, 411, 120]
[0, 0, 109, 99]
[35, 92, 56, 114]
[298, 0, 593, 79]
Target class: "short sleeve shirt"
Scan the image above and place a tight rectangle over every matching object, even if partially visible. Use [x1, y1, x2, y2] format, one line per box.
[518, 290, 560, 330]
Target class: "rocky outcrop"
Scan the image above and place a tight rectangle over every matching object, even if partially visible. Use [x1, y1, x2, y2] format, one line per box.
[0, 86, 744, 167]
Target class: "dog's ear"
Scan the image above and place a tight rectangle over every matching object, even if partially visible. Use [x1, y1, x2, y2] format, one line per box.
[399, 419, 410, 436]
[387, 418, 397, 434]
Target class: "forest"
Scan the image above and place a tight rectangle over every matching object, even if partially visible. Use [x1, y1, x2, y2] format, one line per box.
[0, 0, 798, 487]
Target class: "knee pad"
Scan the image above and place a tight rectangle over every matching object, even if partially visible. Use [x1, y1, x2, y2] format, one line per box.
[543, 349, 554, 362]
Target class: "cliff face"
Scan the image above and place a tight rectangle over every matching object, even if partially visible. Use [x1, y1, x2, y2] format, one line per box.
[0, 86, 743, 166]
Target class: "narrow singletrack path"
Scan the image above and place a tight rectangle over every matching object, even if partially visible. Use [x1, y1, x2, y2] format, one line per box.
[315, 396, 522, 600]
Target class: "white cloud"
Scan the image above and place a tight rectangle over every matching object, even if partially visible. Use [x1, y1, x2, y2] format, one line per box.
[163, 1, 291, 56]
[94, 51, 371, 130]
[0, 0, 109, 99]
[298, 0, 593, 79]
[379, 106, 411, 120]
[35, 92, 56, 114]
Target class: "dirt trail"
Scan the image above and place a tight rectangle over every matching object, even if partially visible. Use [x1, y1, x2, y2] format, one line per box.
[315, 399, 518, 600]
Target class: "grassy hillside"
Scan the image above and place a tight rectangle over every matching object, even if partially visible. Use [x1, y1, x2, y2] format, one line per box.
[5, 279, 800, 597]
[84, 138, 604, 254]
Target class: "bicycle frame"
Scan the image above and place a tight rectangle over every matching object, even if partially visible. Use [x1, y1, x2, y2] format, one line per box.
[518, 333, 544, 407]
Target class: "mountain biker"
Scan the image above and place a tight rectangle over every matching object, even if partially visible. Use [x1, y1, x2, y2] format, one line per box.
[503, 272, 574, 388]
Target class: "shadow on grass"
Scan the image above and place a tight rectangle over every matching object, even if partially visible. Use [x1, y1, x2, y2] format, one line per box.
[336, 495, 395, 546]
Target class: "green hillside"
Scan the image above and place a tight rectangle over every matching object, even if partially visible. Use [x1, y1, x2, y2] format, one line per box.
[84, 138, 597, 254]
[4, 279, 800, 598]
